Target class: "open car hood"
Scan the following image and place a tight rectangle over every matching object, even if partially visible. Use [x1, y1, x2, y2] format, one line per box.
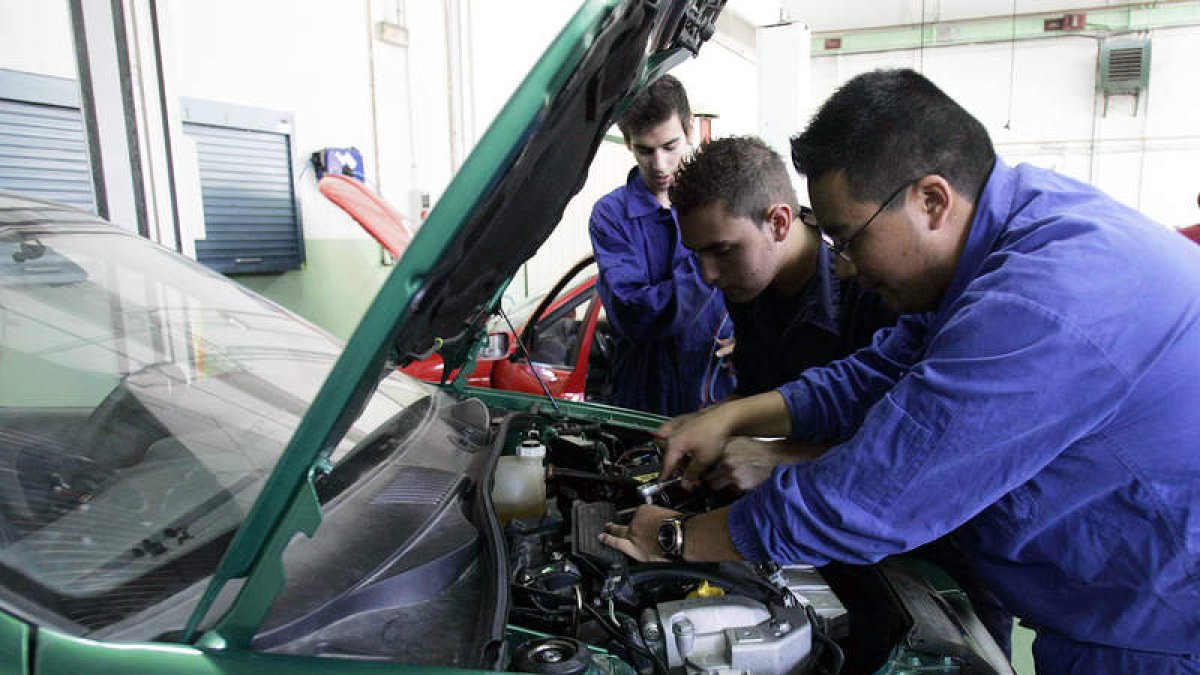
[183, 0, 726, 648]
[393, 0, 724, 378]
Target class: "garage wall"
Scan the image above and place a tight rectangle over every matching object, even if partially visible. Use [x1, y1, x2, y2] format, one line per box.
[0, 0, 422, 338]
[519, 27, 763, 307]
[153, 0, 404, 337]
[0, 0, 763, 337]
[6, 2, 1197, 339]
[808, 26, 1200, 230]
[0, 0, 75, 78]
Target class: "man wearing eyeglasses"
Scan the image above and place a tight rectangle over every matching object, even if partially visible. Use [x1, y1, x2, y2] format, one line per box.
[640, 133, 1013, 656]
[600, 69, 1200, 674]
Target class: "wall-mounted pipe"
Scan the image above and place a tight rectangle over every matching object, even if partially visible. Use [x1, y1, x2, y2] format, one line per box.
[811, 1, 1200, 56]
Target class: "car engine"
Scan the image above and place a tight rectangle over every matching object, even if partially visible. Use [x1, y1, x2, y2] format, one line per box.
[499, 417, 850, 675]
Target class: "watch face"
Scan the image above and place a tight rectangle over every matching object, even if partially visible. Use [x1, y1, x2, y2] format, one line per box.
[657, 519, 679, 557]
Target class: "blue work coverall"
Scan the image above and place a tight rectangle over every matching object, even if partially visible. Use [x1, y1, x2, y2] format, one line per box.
[727, 245, 1015, 655]
[589, 168, 734, 416]
[728, 160, 1200, 672]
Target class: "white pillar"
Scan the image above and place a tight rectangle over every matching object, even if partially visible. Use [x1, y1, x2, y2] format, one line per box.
[69, 0, 178, 247]
[756, 20, 811, 193]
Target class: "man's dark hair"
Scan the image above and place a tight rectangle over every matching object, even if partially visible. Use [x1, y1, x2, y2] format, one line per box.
[791, 69, 995, 204]
[671, 136, 799, 225]
[618, 74, 692, 140]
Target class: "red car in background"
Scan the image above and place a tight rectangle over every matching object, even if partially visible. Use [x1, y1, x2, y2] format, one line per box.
[318, 174, 613, 402]
[401, 255, 613, 402]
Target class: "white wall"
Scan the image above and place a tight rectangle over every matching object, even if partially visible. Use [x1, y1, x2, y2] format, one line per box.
[165, 0, 597, 287]
[0, 0, 75, 78]
[518, 24, 764, 301]
[366, 0, 428, 221]
[674, 41, 761, 138]
[160, 0, 388, 241]
[458, 1, 763, 302]
[467, 1, 582, 147]
[809, 26, 1200, 228]
[6, 1, 1195, 285]
[0, 0, 762, 301]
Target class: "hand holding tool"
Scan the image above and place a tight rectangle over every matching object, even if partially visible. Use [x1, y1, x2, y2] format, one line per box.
[637, 476, 682, 504]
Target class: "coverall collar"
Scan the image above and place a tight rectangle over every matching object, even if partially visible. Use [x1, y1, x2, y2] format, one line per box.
[623, 167, 669, 218]
[935, 157, 1018, 323]
[786, 243, 842, 336]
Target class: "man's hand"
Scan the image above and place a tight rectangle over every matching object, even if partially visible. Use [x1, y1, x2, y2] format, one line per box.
[657, 406, 736, 488]
[704, 438, 830, 491]
[655, 394, 740, 441]
[601, 507, 743, 562]
[655, 405, 709, 439]
[657, 392, 794, 488]
[598, 505, 679, 562]
[704, 437, 786, 492]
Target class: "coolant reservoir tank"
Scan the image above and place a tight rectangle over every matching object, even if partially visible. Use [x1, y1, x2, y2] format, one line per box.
[493, 433, 547, 524]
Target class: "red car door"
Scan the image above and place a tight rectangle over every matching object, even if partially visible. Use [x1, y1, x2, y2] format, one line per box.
[491, 285, 603, 401]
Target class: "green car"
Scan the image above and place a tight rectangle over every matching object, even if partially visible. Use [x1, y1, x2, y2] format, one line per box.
[0, 1, 1013, 673]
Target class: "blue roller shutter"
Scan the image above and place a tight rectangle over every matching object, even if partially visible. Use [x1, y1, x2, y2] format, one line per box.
[0, 70, 95, 211]
[181, 101, 304, 274]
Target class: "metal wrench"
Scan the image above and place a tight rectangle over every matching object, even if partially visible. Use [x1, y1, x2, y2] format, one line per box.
[637, 476, 682, 504]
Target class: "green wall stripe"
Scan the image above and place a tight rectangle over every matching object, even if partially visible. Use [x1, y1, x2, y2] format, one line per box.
[813, 2, 1200, 56]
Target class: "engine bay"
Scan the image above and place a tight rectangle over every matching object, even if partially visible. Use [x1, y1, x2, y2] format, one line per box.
[491, 412, 1005, 675]
[499, 418, 847, 674]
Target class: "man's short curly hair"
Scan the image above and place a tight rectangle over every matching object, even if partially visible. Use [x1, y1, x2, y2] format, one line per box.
[618, 74, 692, 140]
[670, 136, 800, 226]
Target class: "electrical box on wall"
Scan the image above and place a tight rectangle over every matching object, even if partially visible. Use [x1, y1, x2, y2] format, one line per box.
[1044, 13, 1086, 31]
[1100, 38, 1151, 96]
[410, 189, 431, 227]
[1099, 37, 1151, 115]
[377, 21, 409, 47]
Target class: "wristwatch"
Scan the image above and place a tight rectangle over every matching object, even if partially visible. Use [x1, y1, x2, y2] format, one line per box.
[656, 513, 695, 561]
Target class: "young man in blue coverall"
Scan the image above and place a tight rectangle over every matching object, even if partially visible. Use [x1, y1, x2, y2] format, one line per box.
[666, 134, 1013, 657]
[600, 69, 1200, 673]
[665, 135, 894, 481]
[588, 74, 734, 416]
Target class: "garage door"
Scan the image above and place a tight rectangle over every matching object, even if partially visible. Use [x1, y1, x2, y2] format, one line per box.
[0, 70, 95, 212]
[181, 98, 304, 275]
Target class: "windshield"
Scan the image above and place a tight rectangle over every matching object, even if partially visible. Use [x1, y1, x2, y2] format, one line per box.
[0, 202, 430, 631]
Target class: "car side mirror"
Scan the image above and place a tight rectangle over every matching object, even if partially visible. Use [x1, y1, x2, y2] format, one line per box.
[477, 332, 510, 360]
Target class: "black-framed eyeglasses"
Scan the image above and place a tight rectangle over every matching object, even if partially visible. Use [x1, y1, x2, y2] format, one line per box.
[819, 178, 917, 263]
